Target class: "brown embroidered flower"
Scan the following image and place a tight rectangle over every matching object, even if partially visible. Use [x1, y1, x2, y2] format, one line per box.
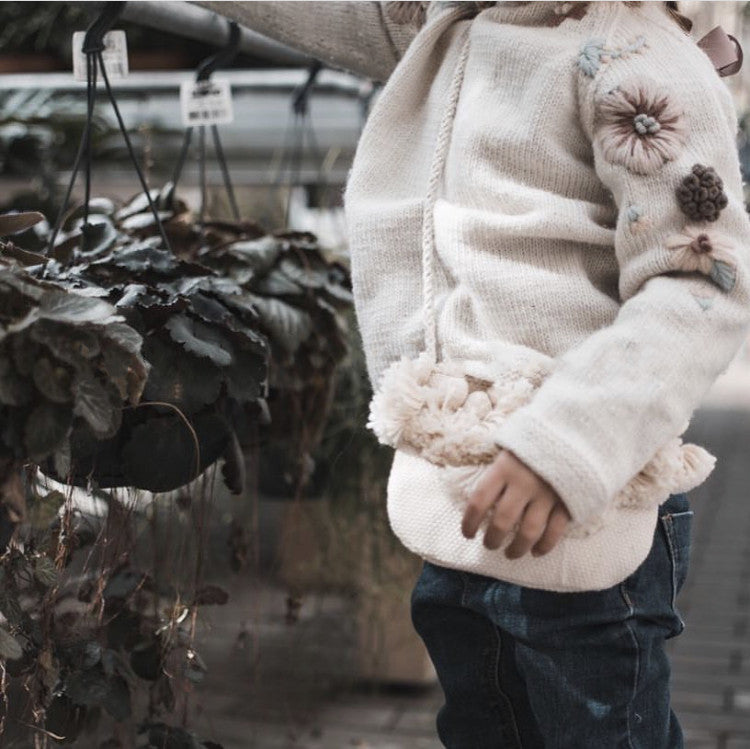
[594, 76, 687, 175]
[664, 224, 738, 291]
[676, 163, 729, 222]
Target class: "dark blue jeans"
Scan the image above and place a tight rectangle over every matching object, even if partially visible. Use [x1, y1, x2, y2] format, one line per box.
[410, 493, 693, 748]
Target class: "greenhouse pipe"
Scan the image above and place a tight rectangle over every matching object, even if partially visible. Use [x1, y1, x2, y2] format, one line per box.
[114, 1, 314, 67]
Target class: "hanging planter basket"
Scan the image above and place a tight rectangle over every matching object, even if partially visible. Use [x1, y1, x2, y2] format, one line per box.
[31, 196, 269, 493]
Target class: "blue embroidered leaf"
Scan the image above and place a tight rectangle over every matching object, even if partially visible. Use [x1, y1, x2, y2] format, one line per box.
[625, 205, 643, 222]
[578, 38, 605, 77]
[709, 259, 737, 292]
[690, 292, 714, 311]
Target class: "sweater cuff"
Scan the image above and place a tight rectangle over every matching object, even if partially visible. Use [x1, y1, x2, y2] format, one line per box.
[493, 411, 611, 526]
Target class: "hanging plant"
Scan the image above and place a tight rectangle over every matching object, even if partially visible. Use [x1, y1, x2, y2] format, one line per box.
[28, 200, 270, 495]
[71, 182, 355, 499]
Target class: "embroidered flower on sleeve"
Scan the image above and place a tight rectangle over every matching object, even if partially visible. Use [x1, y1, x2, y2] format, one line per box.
[594, 76, 687, 175]
[676, 163, 729, 222]
[578, 36, 647, 78]
[664, 224, 738, 292]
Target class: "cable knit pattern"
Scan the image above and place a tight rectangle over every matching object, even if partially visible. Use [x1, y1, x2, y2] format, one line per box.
[196, 1, 750, 590]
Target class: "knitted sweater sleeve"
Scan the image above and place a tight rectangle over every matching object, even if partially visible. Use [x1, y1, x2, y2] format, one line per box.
[189, 1, 417, 82]
[492, 7, 750, 526]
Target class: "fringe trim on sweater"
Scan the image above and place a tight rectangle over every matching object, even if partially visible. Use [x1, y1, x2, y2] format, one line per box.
[367, 352, 715, 537]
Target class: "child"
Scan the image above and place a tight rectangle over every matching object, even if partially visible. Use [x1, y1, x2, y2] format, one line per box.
[195, 1, 750, 745]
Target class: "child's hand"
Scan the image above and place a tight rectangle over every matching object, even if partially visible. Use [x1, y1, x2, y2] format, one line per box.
[461, 450, 572, 559]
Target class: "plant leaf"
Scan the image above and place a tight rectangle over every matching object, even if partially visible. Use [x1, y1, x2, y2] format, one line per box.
[33, 555, 58, 587]
[32, 357, 73, 403]
[141, 335, 222, 411]
[247, 294, 312, 355]
[164, 315, 232, 367]
[73, 373, 121, 438]
[80, 216, 119, 255]
[225, 236, 280, 274]
[38, 290, 116, 324]
[0, 357, 33, 406]
[25, 400, 72, 461]
[102, 321, 144, 355]
[0, 627, 22, 660]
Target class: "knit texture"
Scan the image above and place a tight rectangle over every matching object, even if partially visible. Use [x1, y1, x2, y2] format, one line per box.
[192, 1, 417, 83]
[195, 1, 750, 590]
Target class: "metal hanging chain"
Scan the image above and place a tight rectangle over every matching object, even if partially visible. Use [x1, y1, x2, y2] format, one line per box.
[96, 47, 171, 251]
[210, 123, 240, 222]
[48, 1, 171, 255]
[83, 51, 97, 226]
[170, 20, 242, 227]
[267, 60, 326, 229]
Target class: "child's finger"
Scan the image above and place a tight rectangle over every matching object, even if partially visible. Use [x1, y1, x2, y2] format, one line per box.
[503, 498, 553, 559]
[530, 504, 571, 557]
[482, 485, 529, 550]
[461, 460, 508, 539]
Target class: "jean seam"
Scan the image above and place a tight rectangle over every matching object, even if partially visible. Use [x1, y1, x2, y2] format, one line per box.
[619, 583, 640, 749]
[490, 624, 524, 748]
[660, 516, 679, 612]
[660, 514, 688, 635]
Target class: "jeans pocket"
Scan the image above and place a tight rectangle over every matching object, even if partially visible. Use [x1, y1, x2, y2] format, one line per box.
[659, 506, 694, 633]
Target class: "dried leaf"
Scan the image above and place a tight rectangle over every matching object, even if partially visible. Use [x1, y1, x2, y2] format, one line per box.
[193, 585, 229, 606]
[0, 211, 45, 237]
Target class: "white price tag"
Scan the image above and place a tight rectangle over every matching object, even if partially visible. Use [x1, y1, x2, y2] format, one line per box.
[72, 30, 129, 81]
[180, 79, 234, 127]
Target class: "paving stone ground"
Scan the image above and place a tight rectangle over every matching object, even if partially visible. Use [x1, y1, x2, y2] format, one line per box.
[189, 406, 750, 749]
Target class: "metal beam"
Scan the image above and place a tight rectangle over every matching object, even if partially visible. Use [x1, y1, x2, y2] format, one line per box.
[116, 1, 314, 67]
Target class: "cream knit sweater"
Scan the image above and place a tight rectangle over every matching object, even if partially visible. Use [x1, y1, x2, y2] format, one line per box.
[194, 1, 750, 590]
